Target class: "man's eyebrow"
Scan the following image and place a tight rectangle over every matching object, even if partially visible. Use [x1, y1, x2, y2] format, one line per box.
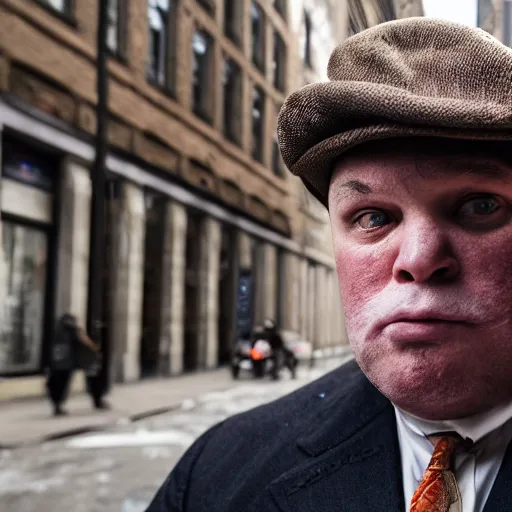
[454, 160, 510, 179]
[339, 180, 373, 194]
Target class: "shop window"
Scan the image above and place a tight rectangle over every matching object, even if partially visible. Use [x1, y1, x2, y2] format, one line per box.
[273, 32, 286, 92]
[147, 0, 177, 91]
[0, 222, 48, 374]
[303, 10, 313, 68]
[107, 0, 127, 57]
[224, 0, 243, 45]
[192, 29, 214, 122]
[276, 248, 286, 328]
[251, 2, 265, 73]
[252, 86, 265, 162]
[222, 57, 242, 144]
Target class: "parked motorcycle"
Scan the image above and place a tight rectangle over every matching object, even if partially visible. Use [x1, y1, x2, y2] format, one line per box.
[250, 339, 275, 379]
[231, 338, 279, 379]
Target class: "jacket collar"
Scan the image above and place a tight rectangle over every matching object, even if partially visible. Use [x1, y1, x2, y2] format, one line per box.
[296, 361, 391, 456]
[254, 362, 405, 512]
[483, 437, 512, 511]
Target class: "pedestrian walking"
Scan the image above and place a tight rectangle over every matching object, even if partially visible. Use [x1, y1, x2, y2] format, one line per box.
[46, 313, 99, 416]
[146, 18, 512, 511]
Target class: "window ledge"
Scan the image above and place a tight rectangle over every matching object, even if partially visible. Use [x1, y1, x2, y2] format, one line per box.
[224, 131, 242, 147]
[193, 107, 213, 125]
[147, 78, 177, 102]
[107, 49, 128, 66]
[225, 28, 241, 47]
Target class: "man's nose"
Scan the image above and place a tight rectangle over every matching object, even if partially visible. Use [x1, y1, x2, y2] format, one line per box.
[392, 220, 460, 283]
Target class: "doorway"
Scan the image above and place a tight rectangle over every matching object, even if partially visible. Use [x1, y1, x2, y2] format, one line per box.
[217, 225, 237, 365]
[183, 210, 202, 371]
[140, 191, 166, 378]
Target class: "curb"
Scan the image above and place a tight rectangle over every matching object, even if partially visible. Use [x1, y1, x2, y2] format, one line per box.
[0, 355, 352, 451]
[0, 397, 202, 451]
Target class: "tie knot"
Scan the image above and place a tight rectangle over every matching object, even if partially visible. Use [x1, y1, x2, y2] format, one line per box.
[426, 434, 462, 471]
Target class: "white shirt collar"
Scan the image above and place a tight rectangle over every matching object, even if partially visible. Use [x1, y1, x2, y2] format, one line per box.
[395, 401, 512, 443]
[394, 401, 512, 512]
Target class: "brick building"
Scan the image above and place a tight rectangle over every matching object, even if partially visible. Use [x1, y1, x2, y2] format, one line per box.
[0, 0, 420, 399]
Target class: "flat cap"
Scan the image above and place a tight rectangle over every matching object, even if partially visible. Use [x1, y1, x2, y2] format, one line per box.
[277, 17, 512, 207]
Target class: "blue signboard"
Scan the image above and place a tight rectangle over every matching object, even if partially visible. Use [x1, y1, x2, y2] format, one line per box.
[2, 139, 56, 192]
[236, 270, 254, 340]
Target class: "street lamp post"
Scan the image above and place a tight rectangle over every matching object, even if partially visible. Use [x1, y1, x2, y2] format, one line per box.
[86, 0, 110, 402]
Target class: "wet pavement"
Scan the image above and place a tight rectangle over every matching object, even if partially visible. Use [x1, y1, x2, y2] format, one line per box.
[0, 357, 352, 512]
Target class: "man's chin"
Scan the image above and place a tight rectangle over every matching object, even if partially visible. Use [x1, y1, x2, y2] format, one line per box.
[362, 356, 486, 420]
[375, 371, 490, 420]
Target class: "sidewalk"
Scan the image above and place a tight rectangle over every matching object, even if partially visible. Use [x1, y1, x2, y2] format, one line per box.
[0, 368, 238, 449]
[0, 349, 353, 449]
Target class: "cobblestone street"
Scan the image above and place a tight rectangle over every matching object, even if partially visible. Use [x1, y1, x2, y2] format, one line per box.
[0, 357, 351, 512]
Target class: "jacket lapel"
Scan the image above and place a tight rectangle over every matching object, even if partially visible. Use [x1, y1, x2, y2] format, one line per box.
[257, 365, 404, 512]
[482, 439, 512, 512]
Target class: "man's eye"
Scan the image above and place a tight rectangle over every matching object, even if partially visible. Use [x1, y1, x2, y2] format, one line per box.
[458, 196, 501, 218]
[354, 211, 390, 230]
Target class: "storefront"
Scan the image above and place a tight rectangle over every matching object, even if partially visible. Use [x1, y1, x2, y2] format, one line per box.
[0, 134, 57, 376]
[0, 99, 343, 400]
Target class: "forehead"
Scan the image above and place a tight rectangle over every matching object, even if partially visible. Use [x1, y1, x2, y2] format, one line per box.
[329, 138, 512, 200]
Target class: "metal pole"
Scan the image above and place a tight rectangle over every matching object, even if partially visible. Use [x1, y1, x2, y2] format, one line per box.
[86, 0, 109, 401]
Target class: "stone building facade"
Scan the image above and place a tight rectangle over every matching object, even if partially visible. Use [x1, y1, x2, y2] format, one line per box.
[0, 0, 419, 399]
[478, 0, 510, 44]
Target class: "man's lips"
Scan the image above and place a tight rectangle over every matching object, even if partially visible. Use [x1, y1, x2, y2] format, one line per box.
[380, 311, 473, 328]
[375, 311, 475, 342]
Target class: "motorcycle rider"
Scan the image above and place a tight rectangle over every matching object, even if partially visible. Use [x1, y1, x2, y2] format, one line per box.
[253, 318, 296, 380]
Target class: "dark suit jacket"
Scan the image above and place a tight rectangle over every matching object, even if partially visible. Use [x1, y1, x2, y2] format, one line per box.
[146, 360, 512, 512]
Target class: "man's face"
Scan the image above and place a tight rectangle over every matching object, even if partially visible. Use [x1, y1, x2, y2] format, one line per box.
[328, 139, 512, 420]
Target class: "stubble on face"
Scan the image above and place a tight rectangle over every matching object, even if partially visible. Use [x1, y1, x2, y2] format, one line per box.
[328, 138, 512, 420]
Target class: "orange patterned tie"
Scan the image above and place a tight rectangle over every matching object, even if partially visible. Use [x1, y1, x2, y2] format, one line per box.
[410, 435, 462, 512]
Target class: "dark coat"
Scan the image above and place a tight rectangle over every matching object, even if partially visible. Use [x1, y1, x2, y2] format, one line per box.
[146, 360, 512, 512]
[252, 327, 284, 351]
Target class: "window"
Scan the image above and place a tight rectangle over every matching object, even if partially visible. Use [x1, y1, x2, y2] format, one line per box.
[303, 10, 313, 67]
[272, 133, 284, 176]
[192, 29, 214, 122]
[273, 0, 286, 19]
[147, 0, 177, 90]
[197, 0, 215, 15]
[272, 134, 281, 175]
[272, 32, 286, 92]
[38, 0, 70, 14]
[251, 2, 265, 72]
[224, 0, 243, 45]
[348, 14, 358, 37]
[0, 222, 48, 374]
[222, 58, 242, 144]
[272, 104, 284, 176]
[106, 0, 127, 56]
[252, 87, 265, 162]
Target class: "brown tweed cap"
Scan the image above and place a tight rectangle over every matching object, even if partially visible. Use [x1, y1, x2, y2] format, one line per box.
[277, 17, 512, 207]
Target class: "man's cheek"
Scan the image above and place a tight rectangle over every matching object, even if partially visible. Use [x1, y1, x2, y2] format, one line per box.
[335, 249, 386, 315]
